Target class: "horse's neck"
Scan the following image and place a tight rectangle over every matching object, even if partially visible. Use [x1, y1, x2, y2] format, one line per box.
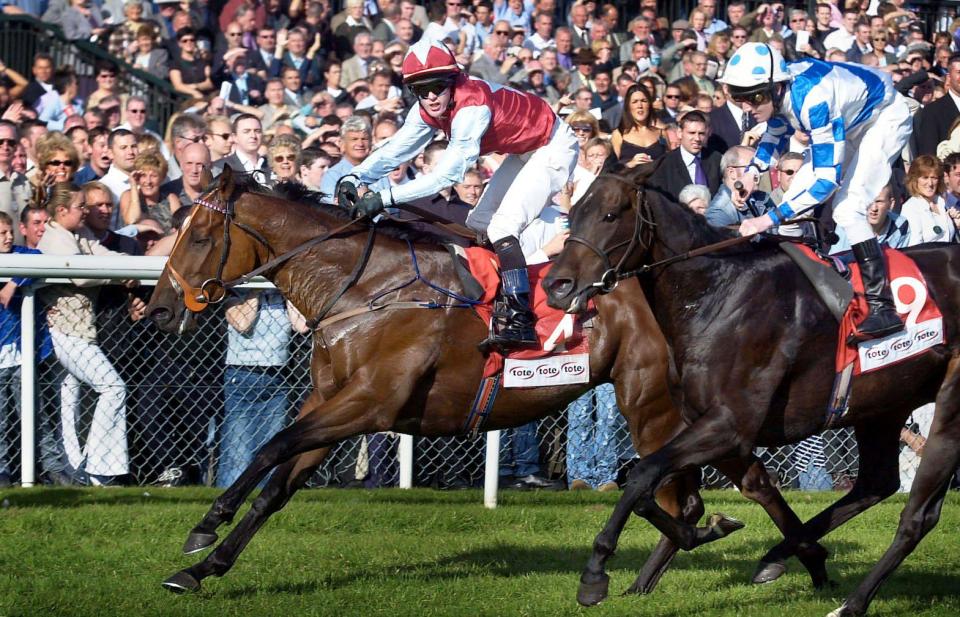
[262, 220, 452, 324]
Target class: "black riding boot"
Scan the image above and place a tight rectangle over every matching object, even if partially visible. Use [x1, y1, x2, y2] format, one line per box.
[481, 236, 538, 351]
[850, 237, 904, 342]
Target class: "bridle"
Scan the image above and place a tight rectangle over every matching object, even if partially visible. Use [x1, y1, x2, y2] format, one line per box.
[563, 174, 656, 295]
[563, 174, 758, 296]
[166, 185, 365, 318]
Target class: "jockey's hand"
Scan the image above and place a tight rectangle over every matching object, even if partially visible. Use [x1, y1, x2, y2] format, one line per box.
[337, 178, 359, 208]
[352, 191, 385, 219]
[738, 214, 774, 237]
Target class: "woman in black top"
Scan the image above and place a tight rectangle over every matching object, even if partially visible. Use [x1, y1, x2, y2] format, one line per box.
[610, 83, 666, 167]
[169, 28, 214, 100]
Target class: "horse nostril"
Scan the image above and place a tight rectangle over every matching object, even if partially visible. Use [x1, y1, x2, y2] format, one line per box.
[148, 306, 173, 325]
[548, 278, 575, 299]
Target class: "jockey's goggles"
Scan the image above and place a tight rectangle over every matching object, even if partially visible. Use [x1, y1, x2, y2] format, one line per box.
[728, 88, 772, 106]
[409, 77, 455, 99]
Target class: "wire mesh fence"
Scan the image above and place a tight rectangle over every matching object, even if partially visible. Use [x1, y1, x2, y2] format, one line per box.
[0, 281, 935, 493]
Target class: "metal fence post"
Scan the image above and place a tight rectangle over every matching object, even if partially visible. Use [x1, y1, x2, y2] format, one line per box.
[398, 434, 413, 489]
[19, 286, 36, 487]
[484, 430, 500, 509]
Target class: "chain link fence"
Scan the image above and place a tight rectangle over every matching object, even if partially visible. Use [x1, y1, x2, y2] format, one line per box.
[0, 279, 936, 493]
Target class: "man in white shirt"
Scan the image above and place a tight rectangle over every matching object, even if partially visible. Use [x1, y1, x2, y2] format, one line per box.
[100, 129, 140, 227]
[823, 8, 859, 53]
[523, 12, 555, 52]
[212, 114, 268, 178]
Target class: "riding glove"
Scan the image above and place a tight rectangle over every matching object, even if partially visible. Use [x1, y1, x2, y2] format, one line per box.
[353, 191, 385, 219]
[337, 178, 359, 208]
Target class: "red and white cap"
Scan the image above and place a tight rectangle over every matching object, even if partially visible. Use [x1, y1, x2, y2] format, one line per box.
[401, 38, 460, 83]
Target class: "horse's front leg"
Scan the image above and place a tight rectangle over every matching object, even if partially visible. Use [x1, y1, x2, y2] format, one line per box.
[164, 349, 434, 592]
[163, 447, 331, 592]
[182, 391, 325, 554]
[579, 409, 744, 605]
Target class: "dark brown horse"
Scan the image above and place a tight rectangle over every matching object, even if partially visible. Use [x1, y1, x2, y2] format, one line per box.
[543, 166, 960, 616]
[145, 168, 822, 596]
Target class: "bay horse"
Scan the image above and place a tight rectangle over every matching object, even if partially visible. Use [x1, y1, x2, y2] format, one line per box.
[145, 167, 825, 597]
[542, 164, 960, 616]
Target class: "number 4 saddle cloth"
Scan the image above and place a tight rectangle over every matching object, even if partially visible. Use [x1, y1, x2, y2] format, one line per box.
[462, 246, 594, 383]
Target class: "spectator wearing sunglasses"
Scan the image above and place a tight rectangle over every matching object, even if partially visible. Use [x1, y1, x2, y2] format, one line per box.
[769, 151, 802, 206]
[170, 28, 215, 100]
[267, 134, 301, 183]
[35, 132, 80, 187]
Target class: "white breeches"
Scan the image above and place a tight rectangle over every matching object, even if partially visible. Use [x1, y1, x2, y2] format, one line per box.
[832, 94, 913, 245]
[466, 118, 579, 244]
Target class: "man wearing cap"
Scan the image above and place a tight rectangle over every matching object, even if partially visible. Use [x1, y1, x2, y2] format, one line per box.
[721, 42, 913, 341]
[569, 48, 596, 91]
[338, 39, 578, 351]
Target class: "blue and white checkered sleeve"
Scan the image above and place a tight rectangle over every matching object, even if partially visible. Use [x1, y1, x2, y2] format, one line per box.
[769, 99, 843, 224]
[750, 116, 791, 173]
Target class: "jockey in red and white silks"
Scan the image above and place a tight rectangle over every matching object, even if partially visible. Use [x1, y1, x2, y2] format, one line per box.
[341, 38, 578, 350]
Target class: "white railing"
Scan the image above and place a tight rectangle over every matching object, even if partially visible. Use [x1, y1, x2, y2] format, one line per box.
[0, 254, 503, 506]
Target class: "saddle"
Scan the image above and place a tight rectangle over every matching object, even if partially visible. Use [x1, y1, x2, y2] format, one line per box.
[782, 242, 945, 424]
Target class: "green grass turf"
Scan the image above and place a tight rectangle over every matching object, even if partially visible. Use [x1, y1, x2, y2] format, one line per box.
[0, 488, 957, 617]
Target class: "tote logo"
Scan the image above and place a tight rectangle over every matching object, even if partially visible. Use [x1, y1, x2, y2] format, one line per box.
[504, 354, 590, 388]
[859, 317, 943, 373]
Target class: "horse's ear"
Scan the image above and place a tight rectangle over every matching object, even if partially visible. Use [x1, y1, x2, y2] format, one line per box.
[623, 155, 665, 187]
[218, 165, 235, 200]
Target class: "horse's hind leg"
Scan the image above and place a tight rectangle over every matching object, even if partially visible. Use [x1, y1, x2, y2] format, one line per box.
[754, 418, 903, 588]
[163, 448, 329, 593]
[717, 457, 831, 589]
[183, 391, 326, 554]
[829, 358, 960, 617]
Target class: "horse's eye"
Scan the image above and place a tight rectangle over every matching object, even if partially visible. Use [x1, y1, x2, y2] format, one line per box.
[193, 236, 211, 246]
[603, 212, 618, 222]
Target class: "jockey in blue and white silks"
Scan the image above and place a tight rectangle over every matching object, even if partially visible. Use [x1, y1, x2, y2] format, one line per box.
[719, 42, 911, 342]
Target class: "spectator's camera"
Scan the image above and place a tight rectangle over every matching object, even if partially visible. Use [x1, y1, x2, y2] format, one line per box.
[506, 46, 521, 57]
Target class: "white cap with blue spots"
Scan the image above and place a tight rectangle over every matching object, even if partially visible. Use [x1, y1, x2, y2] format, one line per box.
[718, 42, 792, 90]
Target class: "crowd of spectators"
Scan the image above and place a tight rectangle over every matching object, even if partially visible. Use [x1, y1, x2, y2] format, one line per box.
[0, 0, 959, 490]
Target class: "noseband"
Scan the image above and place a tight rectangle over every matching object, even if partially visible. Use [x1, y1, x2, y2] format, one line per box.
[563, 175, 655, 294]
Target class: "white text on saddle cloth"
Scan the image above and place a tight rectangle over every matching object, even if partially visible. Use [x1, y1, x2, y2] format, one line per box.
[504, 315, 590, 387]
[858, 276, 944, 373]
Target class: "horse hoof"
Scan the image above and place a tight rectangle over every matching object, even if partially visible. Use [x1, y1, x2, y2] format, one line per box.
[162, 570, 201, 594]
[577, 574, 610, 607]
[826, 603, 858, 617]
[182, 531, 218, 555]
[707, 512, 745, 538]
[752, 560, 787, 584]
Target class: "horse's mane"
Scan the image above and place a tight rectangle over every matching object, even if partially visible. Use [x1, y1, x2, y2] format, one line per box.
[643, 185, 781, 257]
[230, 173, 457, 247]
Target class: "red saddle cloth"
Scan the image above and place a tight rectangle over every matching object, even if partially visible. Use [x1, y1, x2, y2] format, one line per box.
[834, 247, 944, 375]
[464, 247, 591, 379]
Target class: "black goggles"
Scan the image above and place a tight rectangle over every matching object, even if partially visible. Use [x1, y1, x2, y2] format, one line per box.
[729, 89, 772, 106]
[409, 78, 454, 99]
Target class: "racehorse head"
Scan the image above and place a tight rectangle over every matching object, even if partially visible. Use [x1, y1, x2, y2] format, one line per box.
[146, 166, 268, 333]
[544, 162, 659, 314]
